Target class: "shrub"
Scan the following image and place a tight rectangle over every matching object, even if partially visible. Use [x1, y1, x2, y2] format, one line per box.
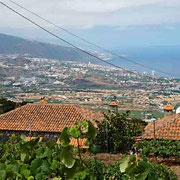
[135, 139, 180, 158]
[95, 111, 147, 153]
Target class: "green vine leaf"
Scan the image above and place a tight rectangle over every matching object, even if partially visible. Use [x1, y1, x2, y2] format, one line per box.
[20, 134, 27, 142]
[20, 165, 31, 179]
[60, 146, 75, 168]
[21, 153, 29, 163]
[69, 126, 81, 138]
[87, 121, 97, 140]
[0, 170, 6, 180]
[41, 160, 51, 175]
[59, 128, 70, 147]
[50, 159, 59, 171]
[119, 155, 130, 173]
[30, 158, 42, 175]
[27, 176, 34, 180]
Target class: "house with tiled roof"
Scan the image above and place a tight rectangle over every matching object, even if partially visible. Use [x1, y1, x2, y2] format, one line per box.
[163, 104, 174, 116]
[109, 102, 119, 112]
[143, 104, 180, 140]
[164, 104, 174, 111]
[0, 103, 104, 145]
[109, 102, 119, 107]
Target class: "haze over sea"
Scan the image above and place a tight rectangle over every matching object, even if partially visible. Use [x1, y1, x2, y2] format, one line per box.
[110, 45, 180, 77]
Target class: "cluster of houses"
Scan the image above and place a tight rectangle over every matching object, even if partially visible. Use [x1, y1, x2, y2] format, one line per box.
[0, 100, 180, 148]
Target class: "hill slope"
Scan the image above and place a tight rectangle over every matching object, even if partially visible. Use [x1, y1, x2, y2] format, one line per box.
[0, 33, 94, 62]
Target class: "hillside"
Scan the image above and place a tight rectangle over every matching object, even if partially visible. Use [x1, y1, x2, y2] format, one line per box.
[0, 33, 95, 62]
[1, 33, 180, 77]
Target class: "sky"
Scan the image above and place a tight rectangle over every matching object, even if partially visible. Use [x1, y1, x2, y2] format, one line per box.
[0, 0, 180, 49]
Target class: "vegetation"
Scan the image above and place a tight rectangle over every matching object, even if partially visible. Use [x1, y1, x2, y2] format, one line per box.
[0, 121, 97, 179]
[95, 111, 147, 153]
[94, 109, 164, 119]
[0, 120, 177, 179]
[135, 139, 180, 158]
[0, 98, 29, 114]
[105, 156, 177, 180]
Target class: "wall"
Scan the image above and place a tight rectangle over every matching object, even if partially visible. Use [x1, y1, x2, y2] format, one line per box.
[0, 130, 60, 142]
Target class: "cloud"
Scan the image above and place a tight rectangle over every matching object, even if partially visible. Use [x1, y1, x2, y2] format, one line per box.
[59, 0, 165, 13]
[0, 0, 180, 29]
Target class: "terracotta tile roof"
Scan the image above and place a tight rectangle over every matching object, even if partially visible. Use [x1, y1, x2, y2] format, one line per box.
[26, 136, 43, 142]
[143, 114, 180, 140]
[164, 104, 174, 111]
[131, 136, 142, 141]
[26, 137, 88, 148]
[57, 138, 88, 148]
[109, 102, 118, 106]
[0, 104, 104, 133]
[70, 138, 88, 148]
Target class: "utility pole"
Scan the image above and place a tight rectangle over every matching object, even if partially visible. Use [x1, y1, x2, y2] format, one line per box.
[0, 104, 2, 114]
[151, 118, 157, 139]
[153, 121, 156, 139]
[106, 119, 108, 153]
[29, 119, 32, 139]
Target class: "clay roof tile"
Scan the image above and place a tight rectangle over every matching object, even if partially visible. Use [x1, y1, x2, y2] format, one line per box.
[143, 114, 180, 140]
[163, 104, 174, 111]
[0, 104, 104, 133]
[109, 102, 118, 106]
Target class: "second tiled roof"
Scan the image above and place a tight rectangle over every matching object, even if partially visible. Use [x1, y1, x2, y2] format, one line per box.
[143, 115, 180, 140]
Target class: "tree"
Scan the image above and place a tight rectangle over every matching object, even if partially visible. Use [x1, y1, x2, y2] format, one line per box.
[95, 111, 147, 153]
[0, 98, 29, 114]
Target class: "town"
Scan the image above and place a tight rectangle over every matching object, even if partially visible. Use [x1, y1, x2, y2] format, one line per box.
[1, 54, 180, 120]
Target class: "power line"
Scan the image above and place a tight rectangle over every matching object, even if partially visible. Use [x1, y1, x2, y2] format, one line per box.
[7, 0, 179, 77]
[0, 2, 138, 75]
[0, 1, 178, 78]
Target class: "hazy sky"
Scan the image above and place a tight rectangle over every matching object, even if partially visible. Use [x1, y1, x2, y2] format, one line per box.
[0, 0, 180, 49]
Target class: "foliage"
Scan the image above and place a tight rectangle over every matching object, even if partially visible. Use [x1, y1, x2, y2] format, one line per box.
[135, 139, 180, 158]
[0, 121, 98, 179]
[73, 154, 177, 180]
[0, 121, 177, 179]
[105, 155, 177, 180]
[0, 97, 29, 114]
[95, 111, 147, 153]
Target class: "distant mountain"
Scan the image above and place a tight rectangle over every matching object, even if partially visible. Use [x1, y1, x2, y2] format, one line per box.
[0, 33, 96, 63]
[1, 33, 179, 77]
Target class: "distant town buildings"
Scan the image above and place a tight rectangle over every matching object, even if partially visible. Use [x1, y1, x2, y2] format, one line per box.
[152, 70, 156, 76]
[0, 54, 180, 114]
